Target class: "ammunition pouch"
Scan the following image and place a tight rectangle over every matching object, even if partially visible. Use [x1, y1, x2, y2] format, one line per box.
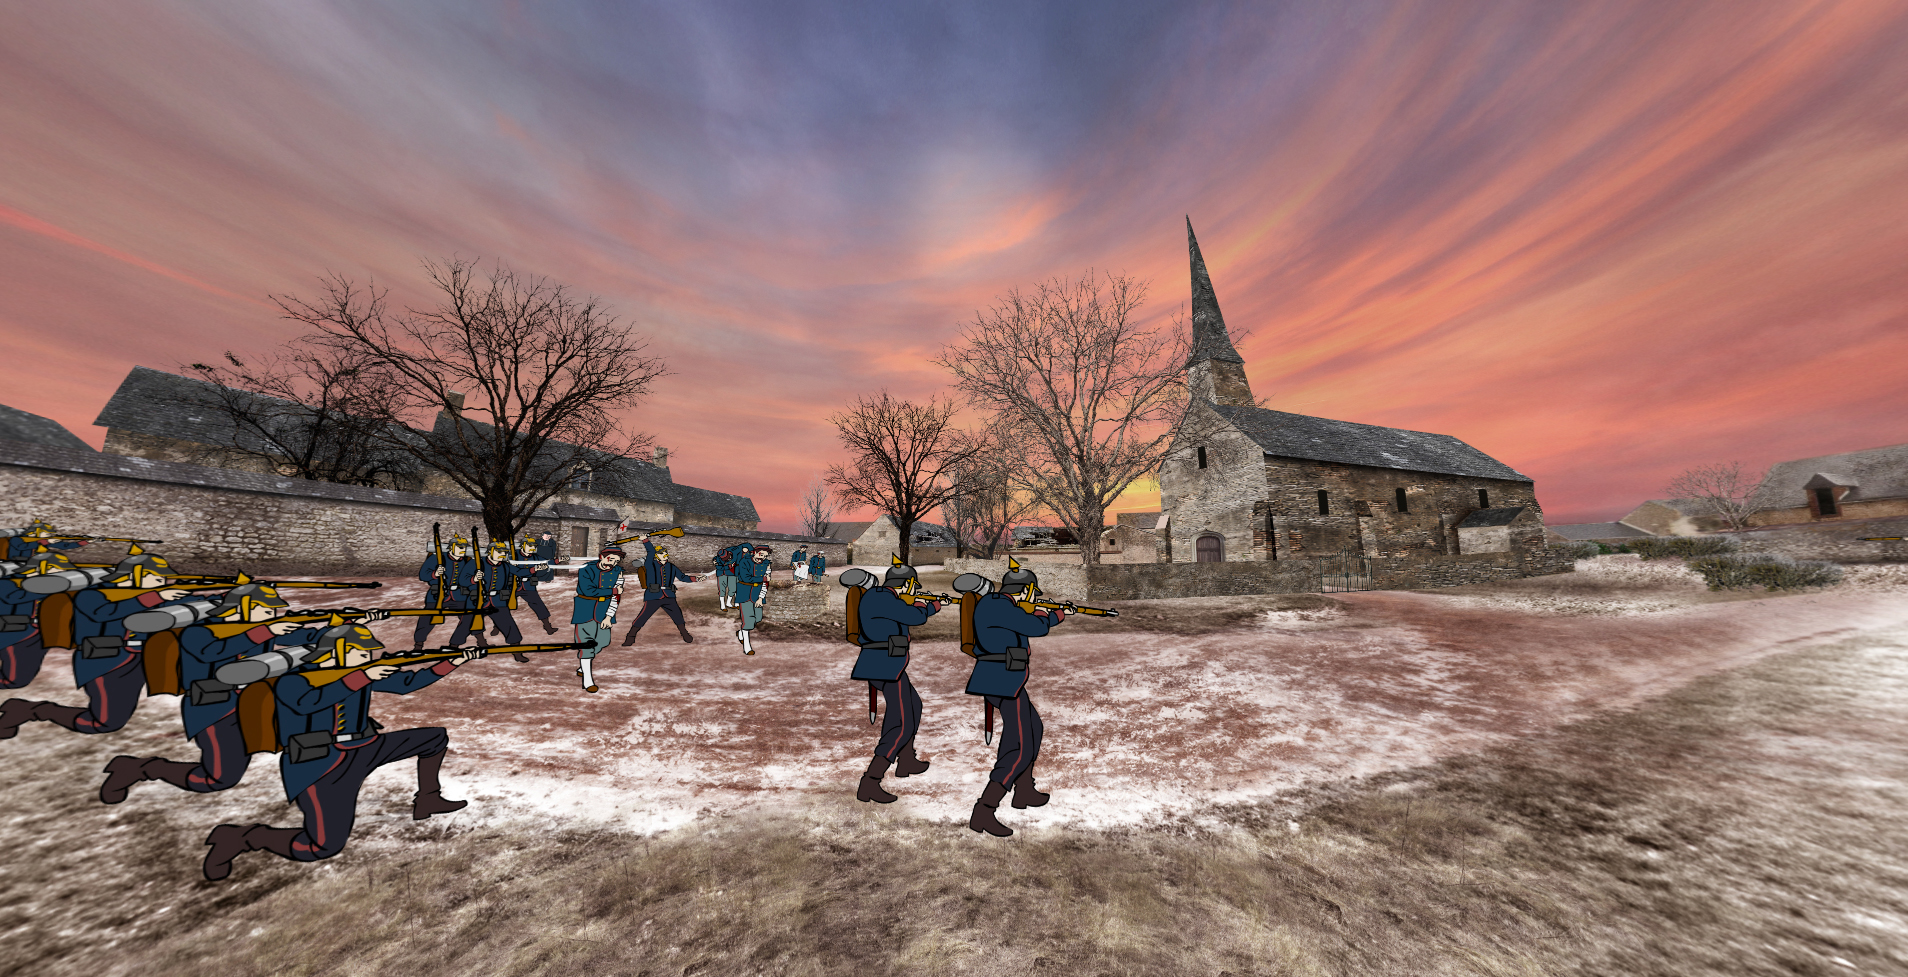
[286, 730, 335, 764]
[974, 646, 1029, 671]
[0, 614, 30, 633]
[189, 678, 235, 706]
[864, 634, 911, 658]
[80, 634, 126, 659]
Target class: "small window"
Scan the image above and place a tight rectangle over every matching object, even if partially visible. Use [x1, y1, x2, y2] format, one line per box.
[1816, 487, 1839, 516]
[1477, 489, 1490, 508]
[1267, 512, 1277, 558]
[1395, 488, 1409, 513]
[1197, 446, 1208, 469]
[1317, 490, 1330, 515]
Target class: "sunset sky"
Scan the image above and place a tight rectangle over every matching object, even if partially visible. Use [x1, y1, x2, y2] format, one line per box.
[4, 1, 1905, 532]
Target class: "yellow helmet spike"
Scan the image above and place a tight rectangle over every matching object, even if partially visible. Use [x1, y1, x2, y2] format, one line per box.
[235, 571, 254, 584]
[891, 553, 903, 565]
[328, 613, 347, 626]
[127, 543, 145, 556]
[1008, 556, 1023, 570]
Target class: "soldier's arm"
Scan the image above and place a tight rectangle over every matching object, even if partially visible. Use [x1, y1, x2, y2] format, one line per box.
[275, 673, 359, 715]
[417, 556, 437, 584]
[1010, 604, 1057, 637]
[369, 661, 456, 694]
[179, 627, 263, 664]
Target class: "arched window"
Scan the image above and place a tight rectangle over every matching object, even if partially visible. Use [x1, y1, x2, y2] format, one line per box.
[1196, 534, 1224, 562]
[1395, 487, 1409, 513]
[1477, 488, 1490, 508]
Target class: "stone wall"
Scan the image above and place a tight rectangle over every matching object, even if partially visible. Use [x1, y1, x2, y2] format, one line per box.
[945, 557, 1090, 601]
[764, 579, 829, 622]
[608, 519, 846, 575]
[1722, 515, 1908, 563]
[0, 440, 617, 576]
[1263, 459, 1542, 560]
[1748, 498, 1908, 528]
[1157, 401, 1270, 563]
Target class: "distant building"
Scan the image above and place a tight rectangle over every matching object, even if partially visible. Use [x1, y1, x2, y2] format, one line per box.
[1543, 522, 1653, 544]
[0, 404, 92, 452]
[1100, 512, 1163, 564]
[827, 514, 957, 565]
[1746, 443, 1908, 526]
[1617, 498, 1723, 536]
[1158, 220, 1554, 565]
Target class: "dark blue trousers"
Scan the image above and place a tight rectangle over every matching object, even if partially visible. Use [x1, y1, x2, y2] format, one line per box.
[623, 595, 685, 639]
[71, 653, 146, 734]
[288, 727, 450, 861]
[983, 691, 1043, 787]
[520, 588, 552, 623]
[486, 605, 524, 644]
[0, 632, 46, 689]
[412, 606, 481, 647]
[872, 672, 923, 761]
[186, 711, 251, 792]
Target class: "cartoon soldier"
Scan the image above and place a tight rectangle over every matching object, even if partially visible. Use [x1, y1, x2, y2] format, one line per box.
[514, 534, 562, 635]
[571, 543, 625, 692]
[791, 545, 809, 582]
[962, 558, 1070, 837]
[0, 546, 67, 692]
[200, 620, 484, 881]
[413, 532, 485, 650]
[845, 556, 943, 803]
[733, 544, 771, 655]
[98, 577, 342, 803]
[0, 546, 197, 739]
[5, 519, 86, 561]
[620, 539, 700, 646]
[714, 542, 742, 609]
[480, 540, 534, 662]
[807, 550, 828, 583]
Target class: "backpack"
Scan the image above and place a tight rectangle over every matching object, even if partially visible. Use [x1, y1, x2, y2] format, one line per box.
[960, 592, 980, 659]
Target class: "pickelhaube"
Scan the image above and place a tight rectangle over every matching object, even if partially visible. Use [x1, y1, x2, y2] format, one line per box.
[883, 553, 919, 590]
[25, 547, 74, 576]
[998, 556, 1039, 595]
[486, 539, 512, 559]
[212, 573, 289, 618]
[110, 543, 172, 585]
[314, 614, 383, 666]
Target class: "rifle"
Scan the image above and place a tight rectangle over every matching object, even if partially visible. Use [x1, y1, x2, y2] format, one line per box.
[292, 641, 593, 686]
[195, 605, 492, 640]
[609, 527, 684, 546]
[902, 591, 956, 607]
[1014, 597, 1120, 618]
[1859, 536, 1904, 541]
[28, 534, 164, 544]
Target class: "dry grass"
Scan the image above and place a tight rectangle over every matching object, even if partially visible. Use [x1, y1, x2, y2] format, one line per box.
[6, 571, 1908, 976]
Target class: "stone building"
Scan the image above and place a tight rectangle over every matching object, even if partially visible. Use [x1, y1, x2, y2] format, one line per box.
[1099, 513, 1162, 564]
[1745, 443, 1908, 526]
[826, 514, 957, 565]
[93, 365, 758, 531]
[1158, 219, 1556, 566]
[0, 404, 93, 452]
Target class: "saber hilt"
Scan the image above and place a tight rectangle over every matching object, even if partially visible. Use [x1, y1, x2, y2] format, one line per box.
[984, 700, 994, 745]
[868, 682, 877, 725]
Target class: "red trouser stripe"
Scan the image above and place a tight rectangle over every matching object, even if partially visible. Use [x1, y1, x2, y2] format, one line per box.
[883, 677, 909, 760]
[303, 751, 348, 848]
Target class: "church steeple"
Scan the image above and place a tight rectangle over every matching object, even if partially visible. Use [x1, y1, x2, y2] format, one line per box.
[1183, 217, 1256, 407]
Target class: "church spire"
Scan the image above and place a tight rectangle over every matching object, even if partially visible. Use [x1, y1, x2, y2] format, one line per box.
[1186, 217, 1245, 367]
[1183, 217, 1255, 407]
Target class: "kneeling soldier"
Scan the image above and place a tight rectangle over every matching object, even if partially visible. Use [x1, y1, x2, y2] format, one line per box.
[965, 559, 1069, 837]
[201, 622, 483, 881]
[0, 547, 69, 693]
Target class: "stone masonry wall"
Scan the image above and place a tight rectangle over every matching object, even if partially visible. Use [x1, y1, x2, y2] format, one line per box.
[945, 557, 1090, 602]
[1157, 401, 1269, 563]
[1263, 458, 1542, 560]
[608, 519, 846, 576]
[1087, 546, 1576, 601]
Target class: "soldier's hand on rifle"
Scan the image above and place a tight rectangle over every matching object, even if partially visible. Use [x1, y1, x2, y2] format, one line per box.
[363, 663, 399, 681]
[472, 570, 483, 582]
[157, 588, 192, 600]
[434, 566, 446, 578]
[365, 608, 391, 622]
[266, 619, 306, 636]
[459, 647, 486, 664]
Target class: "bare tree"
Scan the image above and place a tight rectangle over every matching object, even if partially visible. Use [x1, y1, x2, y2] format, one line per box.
[799, 477, 835, 539]
[936, 270, 1192, 565]
[823, 390, 981, 566]
[1665, 462, 1770, 532]
[277, 259, 668, 540]
[177, 348, 420, 488]
[942, 420, 1041, 559]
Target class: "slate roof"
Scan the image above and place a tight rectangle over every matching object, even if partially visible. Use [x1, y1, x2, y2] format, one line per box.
[1546, 522, 1653, 540]
[904, 521, 956, 546]
[1456, 506, 1530, 529]
[672, 483, 760, 523]
[1209, 404, 1532, 482]
[94, 366, 285, 452]
[0, 404, 92, 451]
[826, 521, 877, 542]
[1750, 443, 1908, 510]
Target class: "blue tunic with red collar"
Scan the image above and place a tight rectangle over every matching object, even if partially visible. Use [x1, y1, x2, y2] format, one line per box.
[177, 622, 325, 739]
[272, 662, 459, 800]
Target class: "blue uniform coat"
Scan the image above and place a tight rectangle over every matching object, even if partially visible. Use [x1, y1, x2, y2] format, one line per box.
[734, 557, 769, 603]
[964, 594, 1061, 698]
[571, 561, 624, 624]
[70, 588, 195, 686]
[178, 622, 325, 739]
[807, 554, 827, 576]
[850, 588, 938, 682]
[485, 557, 538, 608]
[418, 553, 481, 609]
[273, 664, 454, 799]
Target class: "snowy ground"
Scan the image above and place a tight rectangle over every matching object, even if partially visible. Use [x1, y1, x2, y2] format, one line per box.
[157, 556, 1901, 840]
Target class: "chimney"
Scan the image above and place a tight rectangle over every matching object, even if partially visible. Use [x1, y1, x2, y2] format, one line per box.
[443, 391, 465, 415]
[654, 447, 668, 468]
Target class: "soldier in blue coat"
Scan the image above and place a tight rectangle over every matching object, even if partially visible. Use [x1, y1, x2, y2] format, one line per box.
[621, 540, 700, 646]
[714, 543, 742, 609]
[200, 622, 484, 881]
[791, 546, 809, 582]
[846, 557, 944, 803]
[0, 547, 69, 692]
[480, 540, 535, 661]
[98, 579, 339, 803]
[807, 551, 828, 582]
[413, 534, 485, 650]
[513, 534, 561, 635]
[5, 519, 86, 562]
[0, 548, 196, 739]
[733, 545, 771, 655]
[963, 559, 1070, 837]
[571, 544, 625, 692]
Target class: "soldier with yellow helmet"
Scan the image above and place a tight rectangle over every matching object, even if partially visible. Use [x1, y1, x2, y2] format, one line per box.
[0, 546, 73, 696]
[201, 618, 484, 882]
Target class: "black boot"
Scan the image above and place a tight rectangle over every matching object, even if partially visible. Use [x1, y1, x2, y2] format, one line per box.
[512, 652, 530, 663]
[412, 749, 467, 820]
[969, 780, 1013, 837]
[857, 756, 897, 804]
[677, 626, 694, 644]
[203, 823, 298, 881]
[0, 698, 36, 739]
[620, 627, 640, 647]
[893, 746, 930, 778]
[99, 755, 196, 804]
[540, 619, 559, 635]
[29, 701, 85, 731]
[1011, 768, 1050, 809]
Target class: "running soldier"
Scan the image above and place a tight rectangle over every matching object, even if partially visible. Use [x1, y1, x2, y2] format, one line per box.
[481, 540, 535, 661]
[571, 543, 625, 692]
[413, 533, 485, 649]
[620, 539, 700, 646]
[846, 556, 942, 803]
[963, 558, 1070, 837]
[715, 542, 742, 609]
[733, 544, 771, 655]
[807, 550, 828, 583]
[200, 622, 483, 881]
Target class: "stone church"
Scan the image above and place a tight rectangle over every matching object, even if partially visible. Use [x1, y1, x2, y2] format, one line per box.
[1158, 220, 1553, 565]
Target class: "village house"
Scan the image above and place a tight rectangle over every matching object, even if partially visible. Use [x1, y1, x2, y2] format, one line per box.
[1156, 220, 1555, 566]
[1745, 442, 1908, 526]
[826, 514, 958, 565]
